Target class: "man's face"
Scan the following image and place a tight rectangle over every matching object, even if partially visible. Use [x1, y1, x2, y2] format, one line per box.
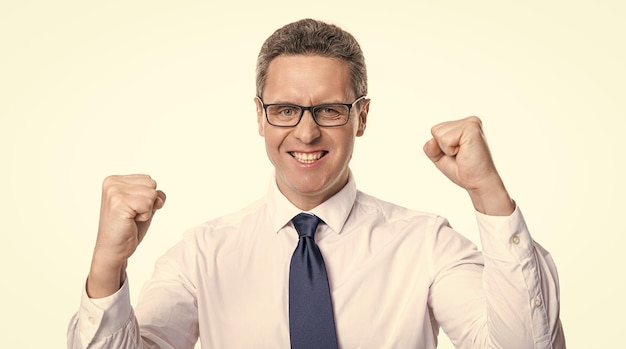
[256, 55, 369, 210]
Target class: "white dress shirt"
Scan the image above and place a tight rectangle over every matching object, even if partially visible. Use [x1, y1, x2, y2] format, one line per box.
[68, 174, 565, 348]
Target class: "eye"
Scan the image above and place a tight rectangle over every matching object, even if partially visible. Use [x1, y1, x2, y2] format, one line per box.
[315, 105, 345, 119]
[280, 107, 297, 117]
[268, 105, 300, 119]
[321, 107, 339, 114]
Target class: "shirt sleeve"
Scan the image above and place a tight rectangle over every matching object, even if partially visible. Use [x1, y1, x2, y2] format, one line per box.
[66, 278, 141, 349]
[67, 232, 200, 349]
[428, 205, 565, 349]
[132, 236, 199, 349]
[475, 205, 565, 348]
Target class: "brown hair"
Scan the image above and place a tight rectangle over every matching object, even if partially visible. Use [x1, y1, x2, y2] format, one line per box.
[256, 18, 367, 99]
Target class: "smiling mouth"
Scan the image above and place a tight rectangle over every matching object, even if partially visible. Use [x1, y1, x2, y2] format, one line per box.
[290, 151, 327, 164]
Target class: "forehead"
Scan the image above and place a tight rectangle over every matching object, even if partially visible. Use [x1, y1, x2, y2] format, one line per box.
[263, 55, 352, 102]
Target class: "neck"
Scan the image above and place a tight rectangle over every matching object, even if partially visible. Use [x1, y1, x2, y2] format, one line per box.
[278, 175, 349, 211]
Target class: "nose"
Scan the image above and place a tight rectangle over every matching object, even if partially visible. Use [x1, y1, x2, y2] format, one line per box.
[292, 109, 321, 144]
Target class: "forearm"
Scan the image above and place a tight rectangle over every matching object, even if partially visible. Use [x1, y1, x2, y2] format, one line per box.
[87, 253, 128, 299]
[467, 175, 515, 217]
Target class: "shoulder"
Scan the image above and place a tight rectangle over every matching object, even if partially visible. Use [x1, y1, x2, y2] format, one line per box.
[347, 190, 458, 249]
[183, 197, 268, 242]
[353, 190, 481, 265]
[354, 190, 446, 228]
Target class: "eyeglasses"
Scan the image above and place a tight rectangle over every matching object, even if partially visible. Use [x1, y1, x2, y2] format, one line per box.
[256, 96, 366, 127]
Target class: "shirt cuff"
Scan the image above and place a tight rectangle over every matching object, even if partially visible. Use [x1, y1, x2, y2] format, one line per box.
[78, 276, 132, 345]
[475, 205, 534, 263]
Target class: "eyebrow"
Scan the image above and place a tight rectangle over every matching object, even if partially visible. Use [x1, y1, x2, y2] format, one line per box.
[263, 99, 350, 105]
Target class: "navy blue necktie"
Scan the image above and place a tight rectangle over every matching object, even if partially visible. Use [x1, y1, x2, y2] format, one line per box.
[289, 213, 338, 349]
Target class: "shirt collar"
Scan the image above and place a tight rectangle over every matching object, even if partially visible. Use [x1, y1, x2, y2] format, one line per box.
[267, 171, 357, 235]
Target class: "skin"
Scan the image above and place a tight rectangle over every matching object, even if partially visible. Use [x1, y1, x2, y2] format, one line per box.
[423, 116, 515, 216]
[255, 55, 369, 211]
[86, 54, 513, 298]
[88, 174, 165, 298]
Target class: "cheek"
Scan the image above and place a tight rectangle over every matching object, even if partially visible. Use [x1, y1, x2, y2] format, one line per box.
[347, 120, 362, 140]
[262, 135, 279, 167]
[263, 130, 287, 154]
[333, 130, 358, 156]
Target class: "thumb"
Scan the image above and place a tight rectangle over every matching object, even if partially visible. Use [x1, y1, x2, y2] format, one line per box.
[154, 190, 167, 210]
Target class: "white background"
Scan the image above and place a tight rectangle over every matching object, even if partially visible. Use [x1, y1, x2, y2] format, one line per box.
[1, 1, 624, 347]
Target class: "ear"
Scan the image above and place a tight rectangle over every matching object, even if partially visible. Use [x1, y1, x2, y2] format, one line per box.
[355, 98, 370, 137]
[255, 97, 265, 137]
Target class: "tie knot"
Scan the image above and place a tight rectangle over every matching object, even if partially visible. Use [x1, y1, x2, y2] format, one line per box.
[292, 213, 322, 238]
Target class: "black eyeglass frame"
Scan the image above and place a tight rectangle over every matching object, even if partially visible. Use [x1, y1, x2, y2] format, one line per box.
[256, 96, 367, 127]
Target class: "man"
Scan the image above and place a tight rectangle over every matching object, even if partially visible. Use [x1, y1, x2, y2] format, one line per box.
[68, 19, 565, 348]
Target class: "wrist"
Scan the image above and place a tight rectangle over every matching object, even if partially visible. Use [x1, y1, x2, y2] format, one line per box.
[467, 178, 515, 216]
[87, 253, 128, 298]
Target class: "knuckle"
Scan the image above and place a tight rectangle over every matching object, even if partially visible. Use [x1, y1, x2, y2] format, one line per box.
[107, 192, 128, 209]
[463, 116, 483, 134]
[102, 175, 118, 187]
[148, 178, 157, 189]
[467, 115, 482, 125]
[431, 124, 444, 137]
[102, 183, 119, 199]
[439, 131, 454, 145]
[137, 174, 157, 189]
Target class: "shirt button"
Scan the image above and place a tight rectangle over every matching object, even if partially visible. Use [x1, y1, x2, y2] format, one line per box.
[533, 297, 542, 307]
[511, 234, 520, 245]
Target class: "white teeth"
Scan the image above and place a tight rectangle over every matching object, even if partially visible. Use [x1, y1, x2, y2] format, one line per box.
[291, 152, 324, 163]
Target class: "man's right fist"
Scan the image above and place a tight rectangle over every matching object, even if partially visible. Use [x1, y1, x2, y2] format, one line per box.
[94, 174, 166, 264]
[87, 174, 166, 298]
